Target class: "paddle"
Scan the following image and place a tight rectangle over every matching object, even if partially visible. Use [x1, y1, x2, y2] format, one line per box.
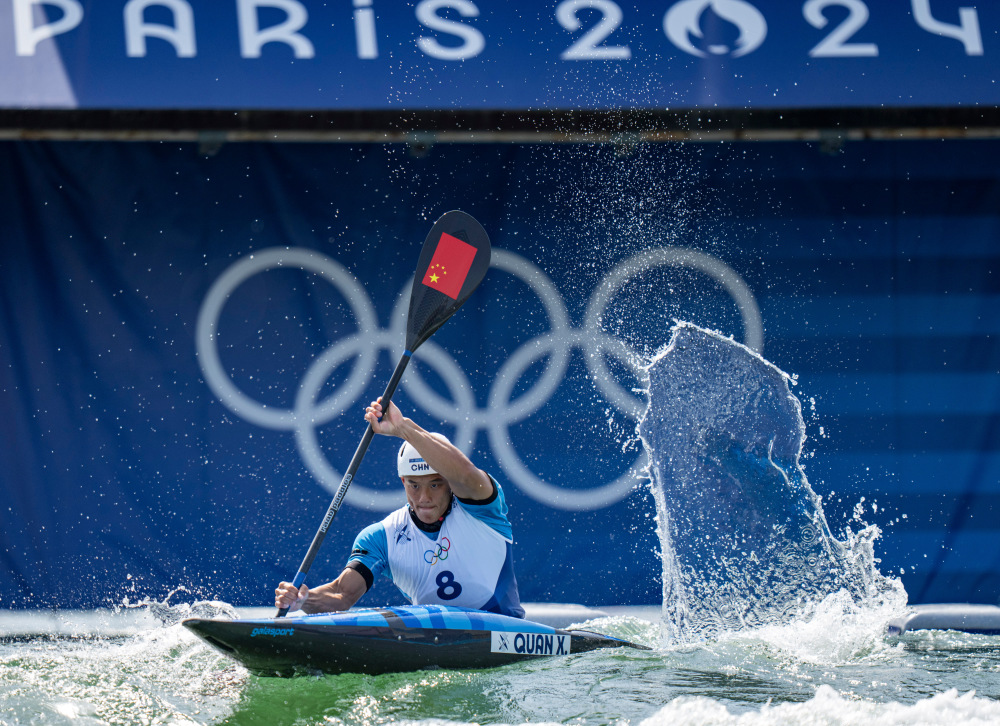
[276, 210, 492, 617]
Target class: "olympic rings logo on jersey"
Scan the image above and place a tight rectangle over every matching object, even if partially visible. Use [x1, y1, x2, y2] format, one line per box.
[424, 537, 452, 566]
[196, 246, 762, 512]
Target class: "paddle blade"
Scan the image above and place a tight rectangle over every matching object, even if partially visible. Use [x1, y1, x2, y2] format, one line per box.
[406, 210, 491, 352]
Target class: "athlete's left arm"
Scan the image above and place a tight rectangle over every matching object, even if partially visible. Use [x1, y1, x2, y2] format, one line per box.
[455, 475, 514, 540]
[429, 435, 493, 501]
[366, 398, 493, 500]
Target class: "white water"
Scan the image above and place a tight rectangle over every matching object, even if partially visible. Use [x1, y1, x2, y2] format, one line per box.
[643, 688, 1000, 726]
[6, 606, 1000, 725]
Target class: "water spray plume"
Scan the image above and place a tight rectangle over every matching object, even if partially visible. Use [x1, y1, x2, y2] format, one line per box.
[640, 322, 904, 642]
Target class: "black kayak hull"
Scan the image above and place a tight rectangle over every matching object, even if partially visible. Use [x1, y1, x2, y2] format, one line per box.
[183, 604, 647, 676]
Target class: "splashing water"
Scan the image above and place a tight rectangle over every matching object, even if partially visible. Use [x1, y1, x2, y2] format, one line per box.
[639, 322, 905, 642]
[0, 600, 246, 725]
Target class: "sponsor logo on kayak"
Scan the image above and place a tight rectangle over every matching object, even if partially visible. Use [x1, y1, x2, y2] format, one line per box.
[250, 627, 295, 638]
[490, 631, 569, 656]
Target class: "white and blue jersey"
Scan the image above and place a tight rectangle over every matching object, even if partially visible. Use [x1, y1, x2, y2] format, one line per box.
[346, 475, 524, 619]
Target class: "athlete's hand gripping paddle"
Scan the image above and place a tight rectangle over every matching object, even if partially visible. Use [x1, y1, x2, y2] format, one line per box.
[276, 210, 491, 617]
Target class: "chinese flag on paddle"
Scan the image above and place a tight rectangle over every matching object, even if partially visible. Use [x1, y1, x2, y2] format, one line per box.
[406, 211, 491, 353]
[421, 232, 477, 300]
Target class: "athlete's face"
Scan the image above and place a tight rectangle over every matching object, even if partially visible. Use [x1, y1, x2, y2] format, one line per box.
[402, 473, 452, 524]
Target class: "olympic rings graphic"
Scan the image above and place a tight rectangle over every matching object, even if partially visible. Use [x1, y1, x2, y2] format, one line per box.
[195, 245, 762, 512]
[424, 537, 452, 565]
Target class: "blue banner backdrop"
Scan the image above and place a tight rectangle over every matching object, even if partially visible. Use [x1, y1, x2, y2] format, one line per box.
[0, 0, 997, 110]
[1, 137, 999, 610]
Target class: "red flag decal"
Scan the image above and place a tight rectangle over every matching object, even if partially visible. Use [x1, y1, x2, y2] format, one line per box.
[421, 232, 477, 300]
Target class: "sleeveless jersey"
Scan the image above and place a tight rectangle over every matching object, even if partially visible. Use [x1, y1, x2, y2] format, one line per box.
[381, 502, 518, 614]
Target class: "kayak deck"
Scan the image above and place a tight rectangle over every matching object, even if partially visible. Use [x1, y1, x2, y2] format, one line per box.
[183, 604, 648, 676]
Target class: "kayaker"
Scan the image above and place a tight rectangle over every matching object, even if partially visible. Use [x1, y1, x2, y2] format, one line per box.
[274, 397, 524, 618]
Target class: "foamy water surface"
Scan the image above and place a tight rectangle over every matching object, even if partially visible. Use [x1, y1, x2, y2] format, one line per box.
[2, 599, 1000, 726]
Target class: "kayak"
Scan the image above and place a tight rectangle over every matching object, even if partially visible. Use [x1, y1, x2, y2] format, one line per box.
[183, 604, 648, 676]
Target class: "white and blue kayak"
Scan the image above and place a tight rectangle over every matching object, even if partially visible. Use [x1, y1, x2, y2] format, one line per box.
[183, 604, 647, 676]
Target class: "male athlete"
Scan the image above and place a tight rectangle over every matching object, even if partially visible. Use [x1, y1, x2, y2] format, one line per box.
[274, 398, 524, 618]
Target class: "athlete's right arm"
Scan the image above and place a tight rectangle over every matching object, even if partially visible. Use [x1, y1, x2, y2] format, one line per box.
[275, 523, 388, 613]
[274, 567, 368, 614]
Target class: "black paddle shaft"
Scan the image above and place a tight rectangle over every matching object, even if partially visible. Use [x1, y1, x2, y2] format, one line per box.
[276, 210, 491, 617]
[276, 354, 410, 617]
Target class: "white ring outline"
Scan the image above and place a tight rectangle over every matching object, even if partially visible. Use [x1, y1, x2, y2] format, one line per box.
[195, 245, 763, 511]
[196, 248, 378, 429]
[396, 250, 573, 427]
[584, 246, 763, 418]
[293, 332, 478, 510]
[486, 328, 648, 510]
